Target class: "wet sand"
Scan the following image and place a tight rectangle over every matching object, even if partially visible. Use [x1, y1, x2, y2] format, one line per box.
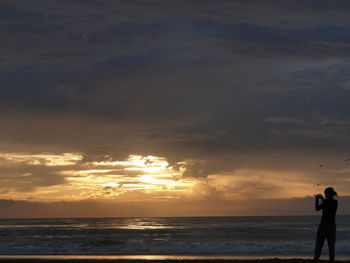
[0, 259, 348, 263]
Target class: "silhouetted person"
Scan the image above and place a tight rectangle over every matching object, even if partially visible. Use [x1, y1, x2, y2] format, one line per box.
[314, 187, 338, 263]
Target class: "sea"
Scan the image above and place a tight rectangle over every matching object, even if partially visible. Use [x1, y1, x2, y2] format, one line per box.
[0, 216, 350, 258]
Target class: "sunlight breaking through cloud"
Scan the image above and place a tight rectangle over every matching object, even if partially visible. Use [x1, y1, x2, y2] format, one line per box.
[60, 155, 198, 200]
[0, 152, 344, 203]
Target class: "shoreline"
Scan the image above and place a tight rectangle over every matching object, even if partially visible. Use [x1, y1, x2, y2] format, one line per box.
[0, 258, 348, 263]
[0, 255, 349, 263]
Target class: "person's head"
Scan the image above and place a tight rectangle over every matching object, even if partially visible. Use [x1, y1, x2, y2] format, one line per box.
[324, 187, 337, 199]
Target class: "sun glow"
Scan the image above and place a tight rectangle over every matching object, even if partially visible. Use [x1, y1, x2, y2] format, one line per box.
[60, 155, 197, 200]
[0, 151, 327, 203]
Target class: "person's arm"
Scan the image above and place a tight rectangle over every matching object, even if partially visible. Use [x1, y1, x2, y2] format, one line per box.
[315, 194, 323, 211]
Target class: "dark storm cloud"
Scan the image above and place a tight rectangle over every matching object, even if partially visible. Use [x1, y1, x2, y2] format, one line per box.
[1, 0, 350, 188]
[0, 3, 64, 33]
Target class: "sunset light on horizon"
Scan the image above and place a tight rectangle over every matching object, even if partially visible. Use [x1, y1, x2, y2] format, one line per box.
[1, 150, 349, 211]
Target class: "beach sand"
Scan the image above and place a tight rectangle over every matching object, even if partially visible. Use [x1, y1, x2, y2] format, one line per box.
[0, 259, 347, 263]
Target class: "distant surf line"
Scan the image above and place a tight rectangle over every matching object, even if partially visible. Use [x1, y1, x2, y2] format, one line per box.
[0, 255, 349, 260]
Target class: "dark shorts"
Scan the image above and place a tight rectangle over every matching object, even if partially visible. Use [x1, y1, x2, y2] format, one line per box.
[317, 223, 336, 238]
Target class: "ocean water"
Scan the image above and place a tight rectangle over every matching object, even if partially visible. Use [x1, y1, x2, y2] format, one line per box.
[0, 216, 350, 256]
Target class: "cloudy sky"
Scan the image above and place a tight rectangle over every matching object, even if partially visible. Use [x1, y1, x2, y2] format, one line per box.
[1, 0, 350, 217]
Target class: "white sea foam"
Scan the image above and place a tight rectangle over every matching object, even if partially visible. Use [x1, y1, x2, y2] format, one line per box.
[0, 216, 349, 255]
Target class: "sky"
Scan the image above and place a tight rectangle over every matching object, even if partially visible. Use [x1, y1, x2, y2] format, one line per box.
[1, 0, 350, 217]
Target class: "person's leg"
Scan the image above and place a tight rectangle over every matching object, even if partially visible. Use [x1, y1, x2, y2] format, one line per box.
[314, 224, 326, 263]
[326, 224, 336, 263]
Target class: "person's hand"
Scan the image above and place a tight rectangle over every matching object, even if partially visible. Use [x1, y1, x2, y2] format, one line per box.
[315, 194, 323, 199]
